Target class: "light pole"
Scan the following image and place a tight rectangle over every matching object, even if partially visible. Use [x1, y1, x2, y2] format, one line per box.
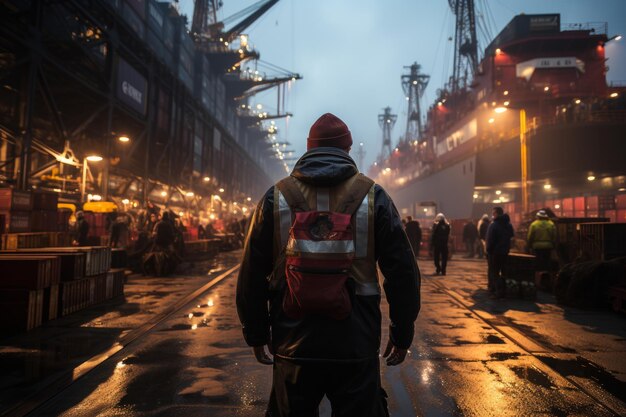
[493, 106, 530, 214]
[81, 155, 103, 203]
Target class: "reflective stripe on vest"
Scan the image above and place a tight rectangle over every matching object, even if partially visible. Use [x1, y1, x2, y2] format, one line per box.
[287, 239, 355, 254]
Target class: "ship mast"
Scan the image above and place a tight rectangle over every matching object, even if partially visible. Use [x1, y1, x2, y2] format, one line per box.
[448, 0, 478, 93]
[401, 62, 430, 144]
[378, 107, 397, 161]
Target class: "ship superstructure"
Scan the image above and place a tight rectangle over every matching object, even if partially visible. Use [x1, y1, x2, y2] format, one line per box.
[374, 12, 626, 226]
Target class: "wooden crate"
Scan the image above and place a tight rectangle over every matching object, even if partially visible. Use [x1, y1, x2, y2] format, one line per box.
[579, 223, 626, 261]
[43, 284, 59, 321]
[0, 256, 58, 289]
[0, 288, 44, 331]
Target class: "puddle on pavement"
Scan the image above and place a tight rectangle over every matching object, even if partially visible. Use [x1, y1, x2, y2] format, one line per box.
[485, 335, 506, 344]
[510, 366, 556, 389]
[490, 352, 521, 361]
[538, 355, 626, 403]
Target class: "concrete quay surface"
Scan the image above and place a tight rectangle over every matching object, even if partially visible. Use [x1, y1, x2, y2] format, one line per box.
[1, 250, 625, 416]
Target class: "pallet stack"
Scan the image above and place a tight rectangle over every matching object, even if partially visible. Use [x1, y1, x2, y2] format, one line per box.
[0, 255, 61, 331]
[0, 188, 73, 250]
[0, 246, 125, 333]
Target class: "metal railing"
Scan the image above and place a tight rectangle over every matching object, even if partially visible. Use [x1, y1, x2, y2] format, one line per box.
[562, 22, 607, 35]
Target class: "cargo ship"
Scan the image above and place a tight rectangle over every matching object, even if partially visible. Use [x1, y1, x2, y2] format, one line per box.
[372, 13, 626, 228]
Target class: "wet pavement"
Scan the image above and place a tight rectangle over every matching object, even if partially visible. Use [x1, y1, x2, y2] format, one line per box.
[1, 251, 625, 416]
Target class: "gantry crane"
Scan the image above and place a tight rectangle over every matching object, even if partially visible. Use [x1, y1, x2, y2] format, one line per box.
[401, 62, 429, 143]
[378, 107, 397, 161]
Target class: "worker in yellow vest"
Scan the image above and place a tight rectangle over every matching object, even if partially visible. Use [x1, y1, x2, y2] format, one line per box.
[527, 210, 557, 273]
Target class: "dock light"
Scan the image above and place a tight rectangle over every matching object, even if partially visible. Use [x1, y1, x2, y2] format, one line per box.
[179, 211, 184, 217]
[544, 86, 550, 92]
[494, 107, 507, 114]
[610, 92, 619, 98]
[160, 191, 167, 197]
[495, 48, 502, 55]
[91, 194, 102, 201]
[488, 117, 495, 124]
[495, 190, 502, 195]
[609, 35, 622, 42]
[219, 188, 225, 193]
[503, 90, 509, 96]
[86, 155, 103, 162]
[412, 80, 418, 85]
[406, 97, 410, 100]
[587, 175, 596, 181]
[256, 104, 263, 110]
[555, 204, 561, 209]
[384, 167, 391, 173]
[118, 135, 130, 143]
[493, 199, 502, 204]
[437, 101, 443, 106]
[619, 188, 626, 192]
[247, 197, 252, 201]
[122, 198, 130, 204]
[203, 176, 211, 182]
[186, 191, 194, 197]
[423, 208, 428, 213]
[544, 184, 552, 190]
[575, 99, 581, 104]
[503, 101, 510, 106]
[473, 193, 479, 199]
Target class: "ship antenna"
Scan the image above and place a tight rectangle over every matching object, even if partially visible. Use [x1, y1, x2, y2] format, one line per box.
[378, 107, 397, 161]
[401, 62, 430, 144]
[448, 0, 478, 94]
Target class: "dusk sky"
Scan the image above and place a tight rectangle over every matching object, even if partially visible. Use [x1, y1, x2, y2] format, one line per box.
[180, 0, 626, 171]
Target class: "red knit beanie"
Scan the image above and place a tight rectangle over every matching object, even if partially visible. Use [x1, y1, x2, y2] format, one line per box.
[307, 113, 353, 151]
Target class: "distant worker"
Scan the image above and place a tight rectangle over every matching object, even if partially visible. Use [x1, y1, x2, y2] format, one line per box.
[405, 216, 422, 257]
[527, 210, 557, 273]
[237, 113, 420, 417]
[73, 211, 89, 246]
[477, 214, 490, 259]
[431, 213, 451, 275]
[486, 207, 514, 298]
[153, 211, 175, 249]
[462, 219, 479, 258]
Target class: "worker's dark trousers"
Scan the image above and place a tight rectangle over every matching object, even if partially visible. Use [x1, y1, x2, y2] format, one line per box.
[488, 254, 507, 296]
[266, 357, 389, 417]
[533, 248, 552, 271]
[433, 244, 448, 274]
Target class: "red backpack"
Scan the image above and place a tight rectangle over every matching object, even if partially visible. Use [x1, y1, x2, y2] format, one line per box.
[275, 174, 374, 320]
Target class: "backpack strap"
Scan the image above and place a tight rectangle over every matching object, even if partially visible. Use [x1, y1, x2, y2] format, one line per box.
[276, 176, 311, 212]
[335, 173, 375, 215]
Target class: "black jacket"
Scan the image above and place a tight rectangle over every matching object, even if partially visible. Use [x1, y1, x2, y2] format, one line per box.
[431, 221, 450, 248]
[463, 222, 478, 241]
[405, 221, 422, 244]
[486, 214, 514, 255]
[236, 147, 420, 362]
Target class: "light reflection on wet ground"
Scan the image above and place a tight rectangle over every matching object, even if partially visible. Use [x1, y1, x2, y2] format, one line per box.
[2, 252, 625, 416]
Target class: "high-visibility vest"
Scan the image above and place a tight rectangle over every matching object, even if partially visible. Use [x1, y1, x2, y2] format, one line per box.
[273, 174, 380, 296]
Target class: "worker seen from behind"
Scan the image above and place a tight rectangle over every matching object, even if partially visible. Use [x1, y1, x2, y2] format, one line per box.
[431, 213, 451, 275]
[486, 206, 514, 298]
[72, 210, 90, 246]
[462, 219, 478, 258]
[477, 214, 490, 258]
[404, 216, 422, 257]
[237, 113, 420, 417]
[527, 210, 557, 273]
[153, 211, 175, 249]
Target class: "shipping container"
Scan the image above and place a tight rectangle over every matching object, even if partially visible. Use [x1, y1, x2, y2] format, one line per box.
[0, 189, 33, 211]
[116, 57, 148, 116]
[32, 191, 58, 210]
[0, 210, 32, 233]
[121, 2, 145, 40]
